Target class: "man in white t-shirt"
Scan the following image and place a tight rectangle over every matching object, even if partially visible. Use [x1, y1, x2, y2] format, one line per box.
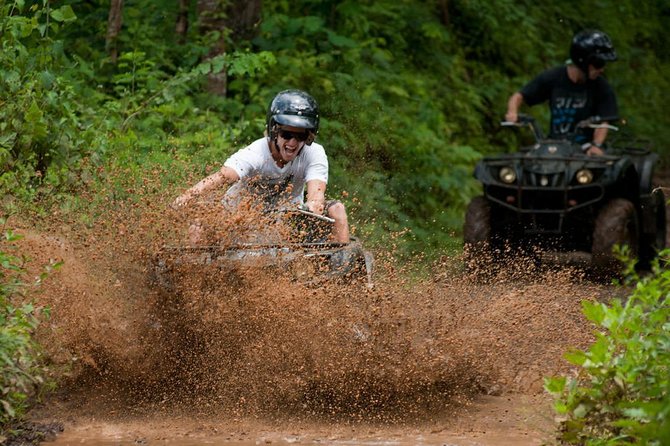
[173, 90, 350, 243]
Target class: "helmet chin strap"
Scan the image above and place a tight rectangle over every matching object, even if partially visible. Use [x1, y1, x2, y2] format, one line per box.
[268, 134, 281, 162]
[268, 124, 281, 159]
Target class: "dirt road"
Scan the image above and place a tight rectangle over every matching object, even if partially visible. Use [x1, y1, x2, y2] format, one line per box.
[11, 201, 619, 445]
[38, 394, 552, 445]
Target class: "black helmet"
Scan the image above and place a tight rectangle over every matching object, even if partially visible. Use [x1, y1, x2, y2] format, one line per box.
[266, 90, 320, 143]
[570, 29, 617, 73]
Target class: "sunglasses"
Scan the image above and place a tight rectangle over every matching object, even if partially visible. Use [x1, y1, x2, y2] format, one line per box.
[591, 58, 606, 69]
[278, 129, 309, 142]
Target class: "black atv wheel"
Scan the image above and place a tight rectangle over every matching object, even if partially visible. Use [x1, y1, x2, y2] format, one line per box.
[592, 198, 639, 274]
[639, 188, 667, 269]
[464, 196, 491, 246]
[463, 196, 498, 273]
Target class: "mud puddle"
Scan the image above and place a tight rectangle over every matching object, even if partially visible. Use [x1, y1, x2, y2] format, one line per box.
[40, 394, 553, 446]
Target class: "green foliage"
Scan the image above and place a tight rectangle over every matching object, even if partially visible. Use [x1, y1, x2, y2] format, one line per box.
[0, 225, 53, 429]
[0, 1, 278, 213]
[0, 1, 90, 198]
[2, 0, 670, 259]
[245, 0, 491, 254]
[545, 251, 670, 445]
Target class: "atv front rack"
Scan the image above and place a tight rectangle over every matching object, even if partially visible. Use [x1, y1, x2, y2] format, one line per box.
[154, 238, 374, 287]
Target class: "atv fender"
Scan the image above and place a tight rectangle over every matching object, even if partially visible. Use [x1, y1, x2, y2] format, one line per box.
[629, 151, 658, 194]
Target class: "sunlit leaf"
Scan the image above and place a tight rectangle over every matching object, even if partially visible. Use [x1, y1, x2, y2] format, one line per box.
[50, 5, 76, 23]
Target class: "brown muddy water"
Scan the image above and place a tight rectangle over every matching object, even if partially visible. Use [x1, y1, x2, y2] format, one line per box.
[9, 192, 621, 446]
[42, 394, 551, 445]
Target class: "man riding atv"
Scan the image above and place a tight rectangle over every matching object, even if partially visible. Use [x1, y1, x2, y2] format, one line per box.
[505, 29, 618, 156]
[173, 89, 349, 244]
[463, 29, 668, 277]
[165, 90, 372, 286]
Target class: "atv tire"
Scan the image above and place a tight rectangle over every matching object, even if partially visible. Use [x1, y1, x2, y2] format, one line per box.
[592, 198, 639, 274]
[638, 188, 667, 269]
[464, 196, 491, 246]
[463, 196, 498, 275]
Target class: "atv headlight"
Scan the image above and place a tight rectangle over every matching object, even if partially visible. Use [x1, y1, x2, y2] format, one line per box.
[575, 169, 593, 184]
[499, 166, 516, 184]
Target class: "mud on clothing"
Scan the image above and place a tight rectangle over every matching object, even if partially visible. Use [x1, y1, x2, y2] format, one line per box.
[520, 65, 618, 143]
[223, 137, 328, 209]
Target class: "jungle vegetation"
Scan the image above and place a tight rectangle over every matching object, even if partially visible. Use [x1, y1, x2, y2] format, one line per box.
[1, 0, 669, 252]
[1, 0, 669, 442]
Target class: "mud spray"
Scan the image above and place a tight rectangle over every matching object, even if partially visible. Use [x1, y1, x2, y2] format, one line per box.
[12, 176, 616, 427]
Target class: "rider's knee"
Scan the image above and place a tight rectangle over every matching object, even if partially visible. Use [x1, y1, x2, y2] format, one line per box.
[326, 201, 347, 220]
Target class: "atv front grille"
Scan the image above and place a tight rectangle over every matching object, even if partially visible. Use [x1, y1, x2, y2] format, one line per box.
[524, 171, 565, 187]
[486, 182, 604, 214]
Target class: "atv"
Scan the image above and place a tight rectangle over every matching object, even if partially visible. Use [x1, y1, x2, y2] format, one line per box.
[463, 114, 666, 274]
[154, 206, 374, 289]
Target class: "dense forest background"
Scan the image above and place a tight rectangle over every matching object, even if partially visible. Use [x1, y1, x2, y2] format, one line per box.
[2, 0, 669, 255]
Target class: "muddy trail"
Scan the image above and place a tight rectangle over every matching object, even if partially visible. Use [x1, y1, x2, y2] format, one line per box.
[9, 189, 625, 446]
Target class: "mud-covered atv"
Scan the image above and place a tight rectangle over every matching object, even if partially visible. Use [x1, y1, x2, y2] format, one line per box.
[463, 114, 666, 273]
[154, 207, 374, 289]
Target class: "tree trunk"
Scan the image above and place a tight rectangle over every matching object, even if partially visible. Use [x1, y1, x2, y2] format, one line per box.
[197, 0, 262, 96]
[176, 0, 191, 43]
[106, 0, 124, 63]
[227, 0, 262, 41]
[438, 0, 449, 26]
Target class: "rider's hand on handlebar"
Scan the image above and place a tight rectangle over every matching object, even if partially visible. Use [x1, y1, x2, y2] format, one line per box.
[505, 111, 518, 124]
[305, 199, 325, 215]
[581, 142, 605, 156]
[585, 145, 605, 156]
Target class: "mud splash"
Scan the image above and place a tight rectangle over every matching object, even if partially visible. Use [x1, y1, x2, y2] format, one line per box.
[7, 177, 618, 444]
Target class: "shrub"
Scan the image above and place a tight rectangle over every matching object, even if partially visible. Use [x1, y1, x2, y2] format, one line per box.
[0, 2, 84, 199]
[0, 227, 52, 429]
[545, 250, 670, 445]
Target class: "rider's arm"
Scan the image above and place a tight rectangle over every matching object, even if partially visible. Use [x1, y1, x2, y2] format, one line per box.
[305, 179, 326, 215]
[593, 126, 608, 147]
[584, 126, 608, 156]
[505, 92, 525, 123]
[173, 166, 240, 207]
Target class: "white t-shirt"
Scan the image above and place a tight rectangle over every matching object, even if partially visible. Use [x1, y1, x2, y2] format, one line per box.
[223, 137, 328, 207]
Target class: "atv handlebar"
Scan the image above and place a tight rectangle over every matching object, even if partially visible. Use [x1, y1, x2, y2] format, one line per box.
[576, 116, 619, 131]
[295, 206, 335, 223]
[501, 114, 544, 141]
[276, 204, 335, 224]
[501, 114, 619, 143]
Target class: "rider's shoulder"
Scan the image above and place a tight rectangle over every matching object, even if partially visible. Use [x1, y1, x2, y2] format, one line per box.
[527, 65, 567, 85]
[544, 65, 569, 79]
[302, 140, 327, 160]
[305, 140, 325, 150]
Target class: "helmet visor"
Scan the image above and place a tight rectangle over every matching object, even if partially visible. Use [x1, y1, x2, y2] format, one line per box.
[273, 113, 318, 131]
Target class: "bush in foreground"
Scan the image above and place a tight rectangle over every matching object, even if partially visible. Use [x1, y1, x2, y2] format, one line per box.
[0, 227, 53, 432]
[546, 250, 670, 445]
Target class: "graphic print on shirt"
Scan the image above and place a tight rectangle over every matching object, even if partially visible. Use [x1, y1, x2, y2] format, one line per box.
[551, 91, 588, 137]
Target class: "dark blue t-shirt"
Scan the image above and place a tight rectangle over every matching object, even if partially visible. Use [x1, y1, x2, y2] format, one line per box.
[520, 66, 618, 142]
